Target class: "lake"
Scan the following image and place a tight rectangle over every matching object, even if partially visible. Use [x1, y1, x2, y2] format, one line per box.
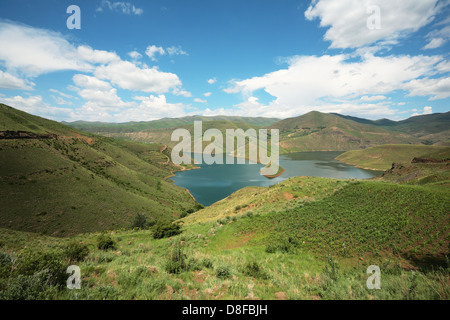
[171, 152, 381, 206]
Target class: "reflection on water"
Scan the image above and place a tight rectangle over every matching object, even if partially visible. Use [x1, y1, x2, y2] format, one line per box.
[171, 152, 381, 206]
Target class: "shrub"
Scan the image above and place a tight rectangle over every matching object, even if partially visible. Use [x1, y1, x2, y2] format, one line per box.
[323, 255, 340, 282]
[164, 244, 187, 274]
[0, 271, 58, 300]
[215, 266, 232, 279]
[0, 251, 12, 278]
[242, 261, 268, 280]
[65, 242, 89, 263]
[265, 237, 298, 254]
[132, 213, 148, 229]
[152, 221, 183, 239]
[97, 234, 116, 251]
[14, 250, 66, 286]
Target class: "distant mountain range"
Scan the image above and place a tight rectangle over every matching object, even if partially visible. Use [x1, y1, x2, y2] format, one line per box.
[64, 110, 450, 153]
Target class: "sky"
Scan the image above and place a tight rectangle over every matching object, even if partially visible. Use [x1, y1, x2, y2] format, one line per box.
[0, 0, 449, 122]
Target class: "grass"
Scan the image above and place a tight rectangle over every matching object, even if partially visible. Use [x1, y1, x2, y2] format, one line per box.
[337, 144, 450, 170]
[0, 176, 448, 300]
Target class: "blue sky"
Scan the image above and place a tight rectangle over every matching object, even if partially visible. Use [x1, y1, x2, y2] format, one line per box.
[0, 0, 449, 122]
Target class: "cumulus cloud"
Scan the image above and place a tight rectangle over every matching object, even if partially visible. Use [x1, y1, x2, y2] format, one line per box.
[194, 98, 207, 103]
[0, 70, 34, 90]
[128, 51, 142, 60]
[207, 78, 217, 84]
[145, 45, 165, 61]
[77, 45, 120, 64]
[0, 21, 92, 76]
[94, 60, 181, 93]
[305, 0, 443, 49]
[0, 95, 72, 120]
[412, 106, 433, 116]
[403, 76, 450, 100]
[225, 53, 447, 118]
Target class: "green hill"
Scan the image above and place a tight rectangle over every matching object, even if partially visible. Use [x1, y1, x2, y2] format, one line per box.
[0, 175, 448, 300]
[336, 144, 450, 170]
[335, 112, 450, 145]
[0, 104, 198, 236]
[270, 111, 419, 153]
[64, 115, 280, 133]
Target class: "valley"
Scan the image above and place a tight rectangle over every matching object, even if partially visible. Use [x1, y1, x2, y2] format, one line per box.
[0, 104, 449, 300]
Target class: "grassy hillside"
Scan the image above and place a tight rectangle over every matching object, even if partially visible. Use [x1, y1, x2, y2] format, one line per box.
[64, 115, 280, 133]
[0, 175, 448, 300]
[336, 144, 450, 170]
[0, 104, 199, 236]
[335, 111, 450, 145]
[272, 111, 419, 153]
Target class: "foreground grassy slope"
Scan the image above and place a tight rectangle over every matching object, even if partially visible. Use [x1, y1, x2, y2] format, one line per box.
[0, 104, 198, 236]
[336, 144, 450, 170]
[0, 175, 448, 300]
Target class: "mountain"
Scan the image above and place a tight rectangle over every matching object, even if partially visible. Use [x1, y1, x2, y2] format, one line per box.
[334, 111, 450, 145]
[270, 111, 420, 153]
[64, 115, 280, 133]
[0, 104, 199, 236]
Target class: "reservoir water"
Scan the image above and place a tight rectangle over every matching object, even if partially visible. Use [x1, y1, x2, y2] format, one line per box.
[171, 152, 381, 206]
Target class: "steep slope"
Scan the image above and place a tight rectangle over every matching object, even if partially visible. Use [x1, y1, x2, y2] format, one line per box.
[270, 111, 419, 153]
[0, 104, 198, 236]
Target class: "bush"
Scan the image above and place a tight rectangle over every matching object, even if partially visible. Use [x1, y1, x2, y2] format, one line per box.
[242, 261, 268, 280]
[215, 266, 232, 279]
[14, 250, 66, 287]
[0, 271, 58, 300]
[152, 221, 183, 239]
[0, 251, 12, 278]
[97, 234, 116, 251]
[65, 242, 89, 263]
[323, 255, 340, 282]
[265, 237, 298, 254]
[164, 244, 187, 274]
[132, 213, 148, 229]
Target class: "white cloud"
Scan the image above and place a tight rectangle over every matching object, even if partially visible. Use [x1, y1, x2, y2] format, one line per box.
[412, 106, 433, 116]
[96, 1, 143, 15]
[423, 25, 450, 49]
[128, 51, 142, 60]
[225, 52, 447, 118]
[194, 98, 207, 103]
[403, 76, 450, 100]
[173, 88, 192, 97]
[0, 70, 34, 90]
[360, 95, 387, 102]
[51, 95, 72, 106]
[203, 92, 212, 97]
[0, 95, 71, 120]
[94, 60, 181, 93]
[166, 46, 188, 56]
[0, 21, 92, 76]
[305, 0, 442, 49]
[77, 46, 120, 64]
[73, 74, 112, 90]
[145, 45, 165, 61]
[207, 78, 217, 84]
[49, 88, 75, 100]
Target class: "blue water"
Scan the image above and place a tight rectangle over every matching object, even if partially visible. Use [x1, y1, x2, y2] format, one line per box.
[171, 152, 380, 206]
